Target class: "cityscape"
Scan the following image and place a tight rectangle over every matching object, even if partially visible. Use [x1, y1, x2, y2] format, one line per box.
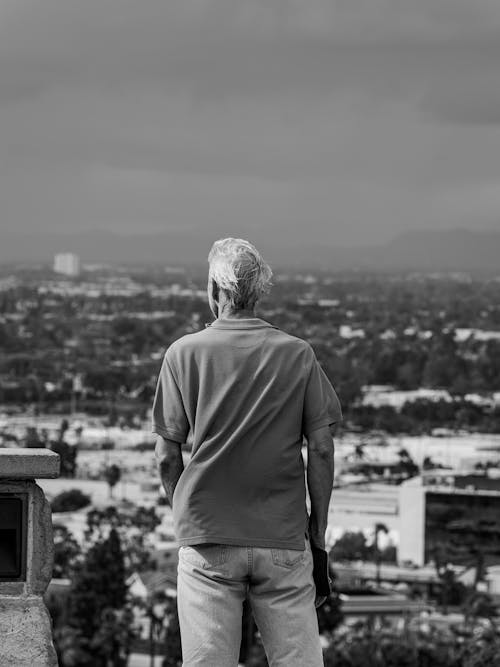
[1, 254, 500, 665]
[3, 1, 500, 664]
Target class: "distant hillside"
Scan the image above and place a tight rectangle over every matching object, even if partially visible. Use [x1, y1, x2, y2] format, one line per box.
[374, 229, 500, 272]
[0, 228, 498, 272]
[270, 229, 500, 272]
[0, 230, 212, 267]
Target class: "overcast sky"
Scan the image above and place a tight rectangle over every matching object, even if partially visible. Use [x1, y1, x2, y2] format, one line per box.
[1, 0, 500, 249]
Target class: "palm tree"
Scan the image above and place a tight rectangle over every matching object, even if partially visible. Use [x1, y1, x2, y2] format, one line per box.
[374, 523, 389, 586]
[104, 464, 121, 499]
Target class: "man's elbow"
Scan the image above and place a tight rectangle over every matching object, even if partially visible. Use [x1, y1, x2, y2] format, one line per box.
[154, 435, 166, 464]
[309, 445, 335, 465]
[154, 435, 181, 465]
[307, 426, 335, 461]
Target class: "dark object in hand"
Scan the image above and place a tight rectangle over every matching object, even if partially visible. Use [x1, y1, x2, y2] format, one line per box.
[311, 546, 332, 597]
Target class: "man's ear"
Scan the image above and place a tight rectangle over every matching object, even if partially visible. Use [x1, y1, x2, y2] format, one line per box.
[210, 278, 219, 304]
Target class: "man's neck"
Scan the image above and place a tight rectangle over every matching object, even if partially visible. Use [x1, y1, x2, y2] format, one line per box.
[218, 305, 256, 320]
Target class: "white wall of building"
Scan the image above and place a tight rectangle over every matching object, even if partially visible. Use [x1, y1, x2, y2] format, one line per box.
[326, 485, 400, 549]
[54, 252, 81, 277]
[398, 477, 426, 566]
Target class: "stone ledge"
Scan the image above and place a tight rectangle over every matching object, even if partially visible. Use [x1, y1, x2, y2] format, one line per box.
[0, 449, 60, 479]
[0, 596, 58, 666]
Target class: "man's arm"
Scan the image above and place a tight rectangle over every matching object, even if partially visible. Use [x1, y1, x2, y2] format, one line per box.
[155, 435, 184, 507]
[306, 424, 335, 550]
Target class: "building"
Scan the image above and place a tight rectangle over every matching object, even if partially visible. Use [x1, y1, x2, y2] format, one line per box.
[327, 483, 400, 547]
[53, 252, 81, 277]
[399, 473, 500, 567]
[329, 473, 500, 571]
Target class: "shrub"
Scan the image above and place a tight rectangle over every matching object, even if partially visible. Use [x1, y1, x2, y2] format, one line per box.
[51, 489, 92, 513]
[323, 624, 500, 667]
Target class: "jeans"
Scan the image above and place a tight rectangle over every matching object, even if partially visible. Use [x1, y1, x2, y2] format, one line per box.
[177, 537, 324, 666]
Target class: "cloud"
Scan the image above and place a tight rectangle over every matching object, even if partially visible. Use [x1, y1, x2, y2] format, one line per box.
[418, 44, 500, 125]
[2, 0, 500, 98]
[1, 0, 500, 247]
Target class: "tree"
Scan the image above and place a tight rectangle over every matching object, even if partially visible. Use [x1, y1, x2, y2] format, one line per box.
[25, 425, 43, 448]
[431, 546, 467, 613]
[458, 633, 500, 667]
[104, 464, 121, 498]
[441, 517, 500, 591]
[89, 607, 135, 667]
[50, 419, 78, 477]
[161, 596, 182, 667]
[380, 544, 397, 564]
[68, 529, 130, 642]
[354, 443, 366, 460]
[463, 591, 498, 630]
[374, 523, 389, 586]
[396, 448, 420, 479]
[322, 620, 500, 667]
[85, 504, 161, 575]
[51, 489, 91, 513]
[422, 456, 433, 470]
[52, 524, 82, 578]
[53, 626, 92, 667]
[331, 531, 370, 562]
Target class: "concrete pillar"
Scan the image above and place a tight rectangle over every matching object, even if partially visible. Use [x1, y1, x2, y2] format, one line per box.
[0, 448, 60, 666]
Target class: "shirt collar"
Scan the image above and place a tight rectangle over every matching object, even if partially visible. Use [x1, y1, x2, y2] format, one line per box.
[205, 317, 277, 330]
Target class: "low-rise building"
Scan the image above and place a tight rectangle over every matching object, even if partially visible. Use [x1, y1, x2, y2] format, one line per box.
[399, 473, 500, 568]
[329, 473, 500, 576]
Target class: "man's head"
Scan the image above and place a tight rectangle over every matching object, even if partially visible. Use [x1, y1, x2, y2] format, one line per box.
[207, 238, 272, 317]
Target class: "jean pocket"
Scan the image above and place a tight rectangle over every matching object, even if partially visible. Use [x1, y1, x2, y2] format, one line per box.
[179, 544, 229, 569]
[271, 548, 305, 569]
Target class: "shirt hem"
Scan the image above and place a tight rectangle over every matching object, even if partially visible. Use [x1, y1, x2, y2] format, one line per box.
[303, 415, 341, 437]
[151, 423, 187, 443]
[177, 535, 306, 550]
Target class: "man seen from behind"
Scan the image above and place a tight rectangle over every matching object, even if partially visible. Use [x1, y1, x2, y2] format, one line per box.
[153, 238, 341, 666]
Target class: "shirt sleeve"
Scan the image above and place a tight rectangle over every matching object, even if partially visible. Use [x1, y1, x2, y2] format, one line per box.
[151, 350, 190, 443]
[302, 350, 342, 437]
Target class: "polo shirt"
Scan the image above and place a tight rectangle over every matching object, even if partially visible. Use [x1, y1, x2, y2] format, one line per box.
[152, 317, 342, 550]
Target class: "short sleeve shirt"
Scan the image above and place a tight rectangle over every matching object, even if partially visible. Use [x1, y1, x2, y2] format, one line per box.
[152, 317, 342, 549]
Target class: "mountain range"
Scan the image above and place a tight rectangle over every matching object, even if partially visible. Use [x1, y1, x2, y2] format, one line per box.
[0, 228, 498, 272]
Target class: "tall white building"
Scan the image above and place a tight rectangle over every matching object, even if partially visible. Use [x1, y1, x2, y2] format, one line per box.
[53, 252, 81, 277]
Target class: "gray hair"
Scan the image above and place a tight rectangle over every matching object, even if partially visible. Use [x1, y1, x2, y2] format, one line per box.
[208, 238, 273, 310]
